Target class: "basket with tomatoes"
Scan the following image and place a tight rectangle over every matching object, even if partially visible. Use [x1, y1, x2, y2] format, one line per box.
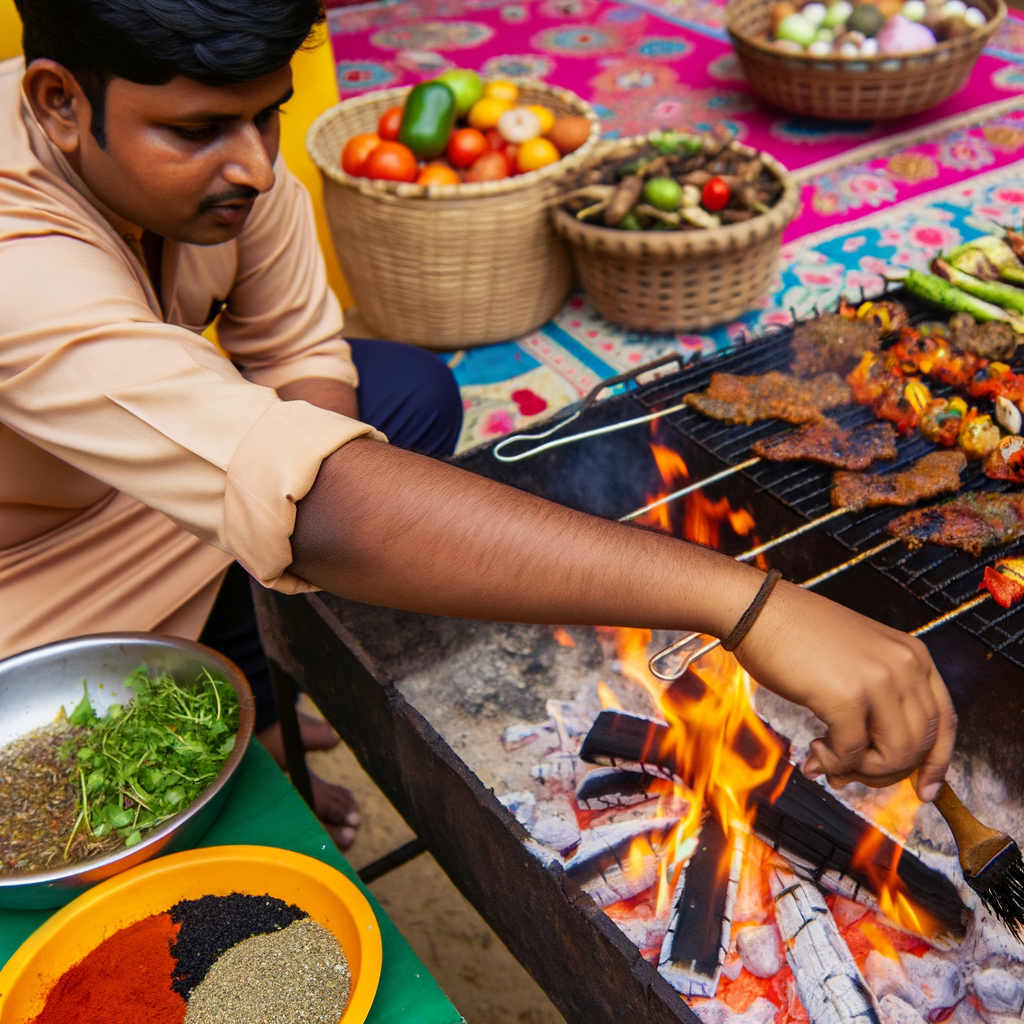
[307, 75, 599, 348]
[550, 133, 800, 333]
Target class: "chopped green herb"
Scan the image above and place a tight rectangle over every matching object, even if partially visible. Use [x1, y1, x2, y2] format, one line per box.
[58, 668, 239, 856]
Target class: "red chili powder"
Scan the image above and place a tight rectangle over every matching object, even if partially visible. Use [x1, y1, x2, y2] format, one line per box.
[31, 912, 186, 1024]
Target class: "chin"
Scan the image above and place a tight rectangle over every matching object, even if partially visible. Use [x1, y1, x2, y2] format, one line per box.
[172, 214, 251, 247]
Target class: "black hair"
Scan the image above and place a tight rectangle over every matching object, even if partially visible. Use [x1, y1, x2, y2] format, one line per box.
[15, 0, 324, 146]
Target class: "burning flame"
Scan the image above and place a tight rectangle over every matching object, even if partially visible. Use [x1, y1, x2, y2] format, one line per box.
[638, 444, 758, 552]
[597, 680, 623, 710]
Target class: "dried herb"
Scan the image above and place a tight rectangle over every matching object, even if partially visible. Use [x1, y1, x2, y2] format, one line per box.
[62, 668, 239, 851]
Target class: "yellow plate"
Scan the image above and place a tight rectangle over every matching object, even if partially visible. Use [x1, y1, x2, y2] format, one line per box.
[0, 845, 382, 1024]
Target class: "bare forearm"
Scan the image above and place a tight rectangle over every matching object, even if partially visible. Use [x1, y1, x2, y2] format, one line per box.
[277, 377, 359, 419]
[290, 437, 764, 636]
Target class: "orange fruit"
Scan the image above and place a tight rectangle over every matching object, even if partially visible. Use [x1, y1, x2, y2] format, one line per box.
[468, 96, 514, 131]
[516, 136, 560, 172]
[483, 80, 519, 103]
[417, 163, 462, 185]
[525, 104, 556, 135]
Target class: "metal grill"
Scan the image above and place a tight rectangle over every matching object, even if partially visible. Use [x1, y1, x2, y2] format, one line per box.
[628, 307, 1024, 670]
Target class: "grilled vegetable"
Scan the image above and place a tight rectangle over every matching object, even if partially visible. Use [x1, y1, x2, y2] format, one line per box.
[932, 258, 1024, 315]
[903, 269, 1024, 333]
[399, 81, 457, 158]
[945, 235, 1024, 286]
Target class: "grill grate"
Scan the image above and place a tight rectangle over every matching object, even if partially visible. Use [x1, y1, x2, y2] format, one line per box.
[629, 304, 1024, 670]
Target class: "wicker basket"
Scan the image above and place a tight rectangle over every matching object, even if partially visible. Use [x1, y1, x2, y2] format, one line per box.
[727, 0, 1005, 119]
[307, 83, 600, 349]
[551, 139, 799, 334]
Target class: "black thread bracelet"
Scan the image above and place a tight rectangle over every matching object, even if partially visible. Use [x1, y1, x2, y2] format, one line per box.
[721, 569, 783, 652]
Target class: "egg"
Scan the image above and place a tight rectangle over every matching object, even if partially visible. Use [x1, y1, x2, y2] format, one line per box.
[823, 0, 853, 25]
[808, 38, 834, 51]
[860, 35, 880, 52]
[902, 0, 927, 18]
[964, 5, 986, 25]
[546, 115, 591, 156]
[776, 12, 818, 44]
[940, 0, 967, 15]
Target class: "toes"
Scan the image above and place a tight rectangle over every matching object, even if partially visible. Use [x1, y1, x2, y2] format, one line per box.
[298, 714, 340, 752]
[321, 822, 357, 851]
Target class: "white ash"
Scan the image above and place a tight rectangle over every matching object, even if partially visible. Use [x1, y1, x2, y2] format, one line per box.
[951, 999, 986, 1024]
[971, 966, 1024, 1015]
[864, 950, 918, 1006]
[690, 998, 733, 1024]
[529, 799, 581, 856]
[898, 949, 965, 1011]
[737, 924, 784, 978]
[735, 997, 780, 1024]
[877, 994, 926, 1024]
[497, 790, 535, 825]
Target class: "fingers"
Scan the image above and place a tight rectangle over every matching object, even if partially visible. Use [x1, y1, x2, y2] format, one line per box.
[802, 698, 869, 782]
[913, 666, 957, 802]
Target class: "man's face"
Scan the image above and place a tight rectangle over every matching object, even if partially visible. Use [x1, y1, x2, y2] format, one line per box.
[77, 67, 293, 245]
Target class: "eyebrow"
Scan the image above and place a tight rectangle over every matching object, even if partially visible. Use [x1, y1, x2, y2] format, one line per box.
[171, 86, 295, 125]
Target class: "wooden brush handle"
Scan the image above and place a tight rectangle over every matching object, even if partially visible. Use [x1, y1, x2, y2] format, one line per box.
[933, 782, 1010, 877]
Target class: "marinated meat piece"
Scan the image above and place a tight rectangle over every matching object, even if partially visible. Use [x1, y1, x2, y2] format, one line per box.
[831, 450, 967, 510]
[948, 312, 1017, 361]
[984, 435, 1024, 483]
[791, 314, 881, 377]
[751, 422, 897, 470]
[888, 492, 1024, 557]
[684, 372, 851, 426]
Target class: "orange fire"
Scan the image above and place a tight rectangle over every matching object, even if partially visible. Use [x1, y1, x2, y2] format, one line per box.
[637, 444, 758, 553]
[597, 680, 623, 710]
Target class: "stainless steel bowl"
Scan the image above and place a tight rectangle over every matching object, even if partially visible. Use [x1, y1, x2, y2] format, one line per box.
[0, 633, 254, 910]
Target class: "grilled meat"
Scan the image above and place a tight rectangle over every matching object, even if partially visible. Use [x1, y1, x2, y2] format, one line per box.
[948, 313, 1017, 361]
[832, 450, 967, 510]
[888, 491, 1024, 557]
[751, 422, 897, 470]
[985, 435, 1024, 483]
[684, 372, 851, 426]
[791, 313, 882, 377]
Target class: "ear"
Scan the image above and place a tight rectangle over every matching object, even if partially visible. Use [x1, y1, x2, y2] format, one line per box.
[22, 59, 93, 157]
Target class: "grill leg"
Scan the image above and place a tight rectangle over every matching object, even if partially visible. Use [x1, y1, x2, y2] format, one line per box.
[267, 658, 315, 811]
[357, 838, 428, 884]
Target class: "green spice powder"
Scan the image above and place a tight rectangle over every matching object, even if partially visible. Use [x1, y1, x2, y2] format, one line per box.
[183, 919, 351, 1024]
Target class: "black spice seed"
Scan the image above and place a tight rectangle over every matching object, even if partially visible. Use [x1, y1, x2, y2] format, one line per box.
[169, 893, 308, 998]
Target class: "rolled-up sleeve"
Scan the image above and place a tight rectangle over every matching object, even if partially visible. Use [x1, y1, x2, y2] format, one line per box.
[216, 156, 358, 392]
[0, 234, 382, 592]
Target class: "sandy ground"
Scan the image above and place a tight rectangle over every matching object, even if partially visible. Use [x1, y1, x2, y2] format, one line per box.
[302, 704, 567, 1024]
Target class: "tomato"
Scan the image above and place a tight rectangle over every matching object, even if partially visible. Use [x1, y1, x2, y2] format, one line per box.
[447, 128, 489, 168]
[341, 133, 382, 176]
[464, 150, 510, 182]
[485, 128, 507, 151]
[417, 162, 462, 185]
[364, 141, 419, 182]
[702, 176, 731, 212]
[377, 106, 404, 141]
[516, 136, 560, 173]
[505, 143, 519, 172]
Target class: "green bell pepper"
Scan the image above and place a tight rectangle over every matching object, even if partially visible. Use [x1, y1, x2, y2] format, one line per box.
[398, 81, 457, 159]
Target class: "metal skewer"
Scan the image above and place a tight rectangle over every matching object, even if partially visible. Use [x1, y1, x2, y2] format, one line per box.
[618, 457, 762, 523]
[648, 566, 996, 680]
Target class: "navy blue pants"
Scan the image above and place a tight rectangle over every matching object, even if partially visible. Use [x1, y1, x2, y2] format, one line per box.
[200, 338, 463, 731]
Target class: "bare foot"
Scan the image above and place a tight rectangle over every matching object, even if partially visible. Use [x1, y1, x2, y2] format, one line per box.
[311, 774, 360, 850]
[257, 714, 340, 766]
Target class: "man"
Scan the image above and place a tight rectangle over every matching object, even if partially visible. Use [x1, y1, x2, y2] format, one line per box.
[1, 0, 955, 851]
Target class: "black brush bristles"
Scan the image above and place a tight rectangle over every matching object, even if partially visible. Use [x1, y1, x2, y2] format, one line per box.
[968, 841, 1024, 942]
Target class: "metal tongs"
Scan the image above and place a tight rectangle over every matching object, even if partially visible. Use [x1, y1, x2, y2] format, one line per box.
[493, 354, 686, 463]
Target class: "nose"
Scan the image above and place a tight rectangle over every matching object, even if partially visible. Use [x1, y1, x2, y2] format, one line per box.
[222, 121, 276, 194]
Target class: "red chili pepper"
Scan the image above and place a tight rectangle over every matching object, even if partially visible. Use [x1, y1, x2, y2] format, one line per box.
[702, 176, 731, 212]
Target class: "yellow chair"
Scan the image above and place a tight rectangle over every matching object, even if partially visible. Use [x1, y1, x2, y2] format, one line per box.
[0, 2, 353, 307]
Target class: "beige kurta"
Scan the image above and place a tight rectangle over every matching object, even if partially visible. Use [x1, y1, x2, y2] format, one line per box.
[0, 57, 383, 659]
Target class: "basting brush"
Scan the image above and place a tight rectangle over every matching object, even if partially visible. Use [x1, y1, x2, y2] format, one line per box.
[933, 782, 1024, 940]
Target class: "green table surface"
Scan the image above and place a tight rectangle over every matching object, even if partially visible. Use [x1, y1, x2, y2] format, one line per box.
[0, 740, 464, 1024]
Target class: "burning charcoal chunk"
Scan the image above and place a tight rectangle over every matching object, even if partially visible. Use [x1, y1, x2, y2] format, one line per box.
[771, 869, 881, 1024]
[737, 998, 783, 1024]
[833, 897, 870, 929]
[497, 790, 536, 825]
[688, 999, 732, 1024]
[529, 808, 581, 856]
[898, 951, 965, 1012]
[972, 967, 1024, 1015]
[575, 767, 658, 810]
[950, 999, 986, 1024]
[865, 950, 919, 1007]
[502, 722, 554, 750]
[565, 818, 678, 909]
[877, 994, 926, 1024]
[659, 819, 743, 997]
[737, 923, 784, 979]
